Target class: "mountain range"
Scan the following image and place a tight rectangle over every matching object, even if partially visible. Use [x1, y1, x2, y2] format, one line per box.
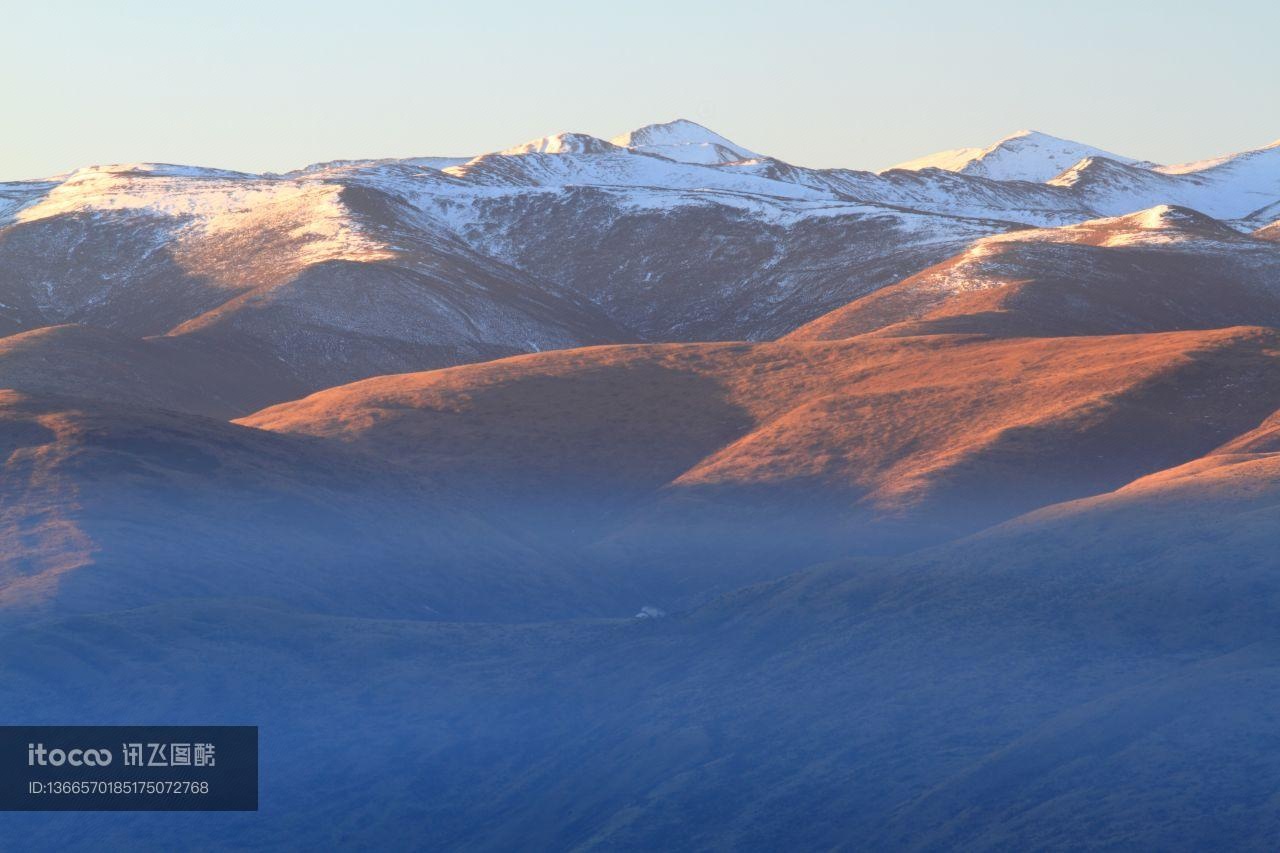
[3, 119, 1280, 850]
[4, 121, 1277, 399]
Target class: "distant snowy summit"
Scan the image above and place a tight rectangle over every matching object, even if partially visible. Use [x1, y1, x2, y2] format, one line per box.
[500, 132, 621, 156]
[887, 129, 1155, 183]
[610, 118, 761, 165]
[7, 117, 1280, 241]
[482, 119, 762, 167]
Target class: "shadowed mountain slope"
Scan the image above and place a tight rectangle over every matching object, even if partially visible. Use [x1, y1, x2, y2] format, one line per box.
[0, 390, 621, 625]
[5, 411, 1280, 849]
[422, 186, 1006, 341]
[242, 326, 1280, 604]
[0, 324, 304, 417]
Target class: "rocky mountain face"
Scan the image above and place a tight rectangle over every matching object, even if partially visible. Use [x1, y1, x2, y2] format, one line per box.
[4, 120, 1280, 850]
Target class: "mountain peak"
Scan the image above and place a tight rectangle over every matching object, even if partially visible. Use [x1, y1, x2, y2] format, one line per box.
[889, 130, 1149, 183]
[1123, 204, 1224, 230]
[1004, 129, 1052, 141]
[499, 132, 619, 156]
[612, 119, 723, 147]
[610, 119, 760, 165]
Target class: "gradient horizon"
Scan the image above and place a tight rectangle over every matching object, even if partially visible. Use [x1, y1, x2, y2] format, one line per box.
[3, 0, 1277, 181]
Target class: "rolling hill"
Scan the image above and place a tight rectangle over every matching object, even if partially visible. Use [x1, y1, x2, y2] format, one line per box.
[241, 325, 1280, 605]
[5, 395, 1280, 848]
[788, 205, 1280, 340]
[0, 390, 620, 625]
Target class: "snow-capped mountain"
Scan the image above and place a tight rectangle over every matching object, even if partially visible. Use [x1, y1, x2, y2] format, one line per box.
[1, 120, 1278, 400]
[888, 129, 1152, 182]
[0, 162, 631, 391]
[1051, 139, 1280, 219]
[610, 118, 762, 164]
[499, 132, 621, 156]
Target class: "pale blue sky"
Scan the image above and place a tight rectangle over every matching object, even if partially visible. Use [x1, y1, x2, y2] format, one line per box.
[3, 0, 1276, 181]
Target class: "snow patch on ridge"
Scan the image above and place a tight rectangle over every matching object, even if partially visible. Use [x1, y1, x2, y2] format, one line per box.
[986, 204, 1251, 250]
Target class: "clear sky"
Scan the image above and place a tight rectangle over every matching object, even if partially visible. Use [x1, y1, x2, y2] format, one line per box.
[4, 0, 1276, 181]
